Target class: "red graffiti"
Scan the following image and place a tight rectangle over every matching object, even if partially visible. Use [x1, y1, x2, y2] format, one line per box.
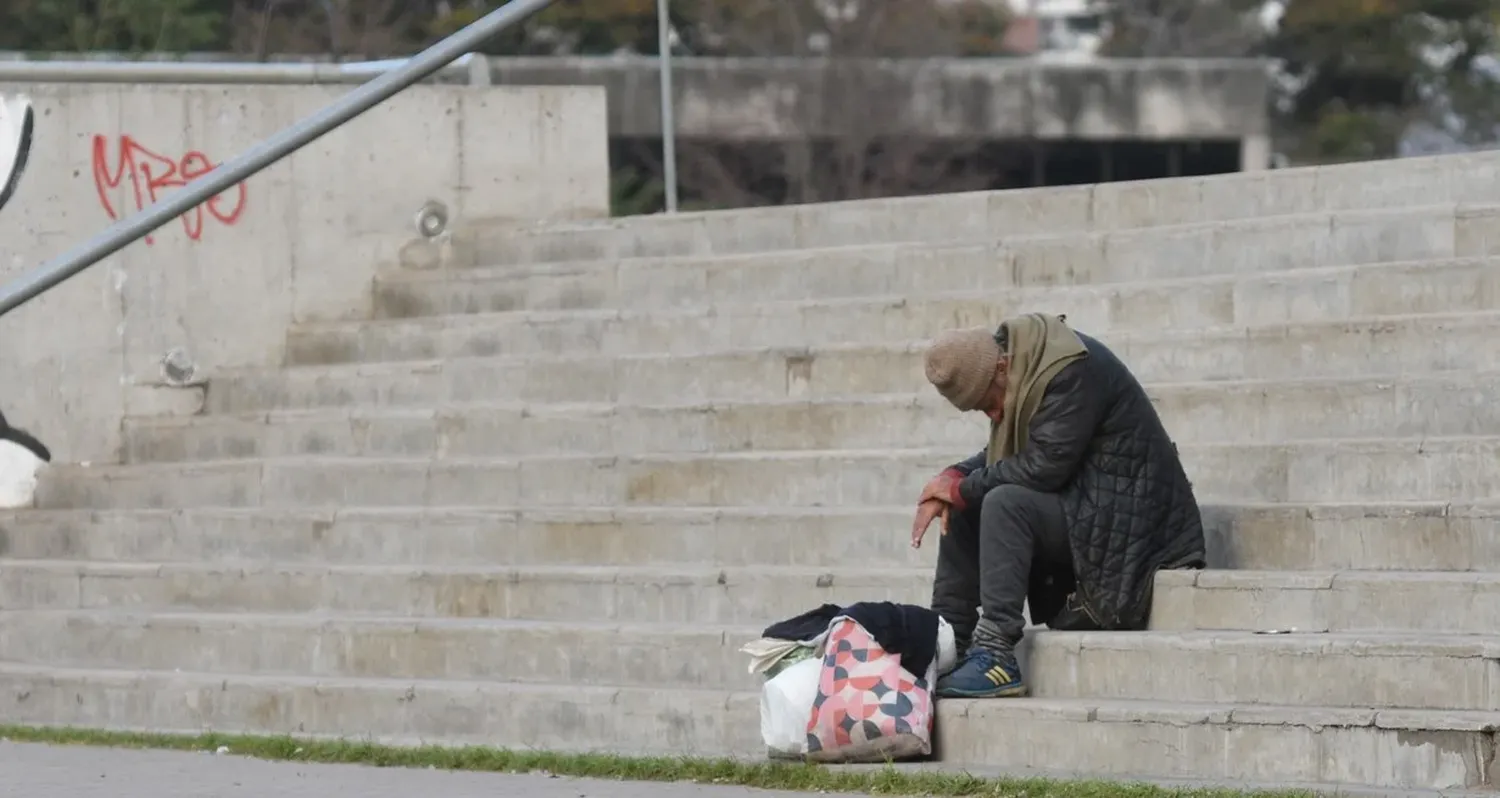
[91, 134, 248, 245]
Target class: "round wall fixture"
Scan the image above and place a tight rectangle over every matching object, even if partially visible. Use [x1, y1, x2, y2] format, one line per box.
[160, 348, 199, 387]
[414, 200, 449, 238]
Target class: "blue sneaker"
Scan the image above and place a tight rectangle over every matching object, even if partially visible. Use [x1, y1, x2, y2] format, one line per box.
[935, 648, 1027, 698]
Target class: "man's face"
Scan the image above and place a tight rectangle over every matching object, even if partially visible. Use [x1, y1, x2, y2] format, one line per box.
[977, 357, 1010, 423]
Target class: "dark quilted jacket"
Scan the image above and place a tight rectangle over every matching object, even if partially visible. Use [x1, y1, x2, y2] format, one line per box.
[949, 331, 1205, 630]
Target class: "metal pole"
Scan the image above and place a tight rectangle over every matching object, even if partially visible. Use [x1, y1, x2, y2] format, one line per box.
[0, 59, 475, 84]
[0, 0, 556, 319]
[656, 0, 679, 213]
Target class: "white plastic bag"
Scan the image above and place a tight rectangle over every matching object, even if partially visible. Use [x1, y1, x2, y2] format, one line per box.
[759, 655, 821, 756]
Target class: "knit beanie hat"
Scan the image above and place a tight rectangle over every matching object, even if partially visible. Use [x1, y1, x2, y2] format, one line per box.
[924, 326, 1002, 412]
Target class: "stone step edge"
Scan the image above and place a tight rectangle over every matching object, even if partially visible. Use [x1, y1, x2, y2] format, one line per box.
[244, 308, 1500, 379]
[0, 559, 928, 579]
[43, 434, 1500, 475]
[10, 560, 1500, 593]
[0, 661, 1494, 734]
[384, 242, 1486, 290]
[357, 253, 1494, 328]
[122, 367, 1500, 430]
[307, 263, 1500, 334]
[4, 499, 1489, 523]
[483, 193, 1469, 238]
[443, 201, 1479, 269]
[9, 609, 1500, 654]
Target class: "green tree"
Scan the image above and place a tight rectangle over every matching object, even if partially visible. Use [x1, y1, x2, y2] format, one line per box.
[1103, 0, 1266, 58]
[1105, 0, 1500, 164]
[656, 0, 1016, 208]
[0, 0, 226, 52]
[428, 0, 669, 55]
[677, 0, 1011, 57]
[1265, 0, 1500, 161]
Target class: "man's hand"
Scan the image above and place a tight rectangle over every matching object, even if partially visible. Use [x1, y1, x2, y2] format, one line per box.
[919, 470, 964, 507]
[911, 499, 950, 549]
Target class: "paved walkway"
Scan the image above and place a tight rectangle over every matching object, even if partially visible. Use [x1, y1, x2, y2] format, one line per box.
[0, 741, 875, 798]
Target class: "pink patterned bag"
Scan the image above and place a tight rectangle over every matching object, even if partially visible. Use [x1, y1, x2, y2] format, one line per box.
[804, 617, 935, 762]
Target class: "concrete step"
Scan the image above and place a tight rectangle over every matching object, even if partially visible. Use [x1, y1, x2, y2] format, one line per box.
[332, 256, 1500, 364]
[216, 312, 1500, 412]
[374, 236, 1499, 322]
[128, 372, 1500, 463]
[459, 156, 1500, 264]
[0, 663, 1493, 790]
[8, 560, 1500, 635]
[1029, 630, 1500, 712]
[0, 561, 930, 623]
[0, 612, 766, 691]
[35, 436, 1500, 510]
[1152, 570, 1500, 635]
[940, 698, 1498, 791]
[4, 501, 1495, 572]
[9, 593, 1500, 691]
[0, 662, 763, 755]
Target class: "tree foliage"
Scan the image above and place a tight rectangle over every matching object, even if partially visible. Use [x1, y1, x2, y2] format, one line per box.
[5, 0, 1497, 166]
[0, 0, 1013, 58]
[0, 0, 224, 52]
[1106, 0, 1500, 163]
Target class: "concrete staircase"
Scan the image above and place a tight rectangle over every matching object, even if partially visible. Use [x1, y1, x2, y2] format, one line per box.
[4, 152, 1500, 792]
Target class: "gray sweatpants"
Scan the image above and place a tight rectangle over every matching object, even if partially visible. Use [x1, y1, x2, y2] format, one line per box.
[930, 483, 1072, 657]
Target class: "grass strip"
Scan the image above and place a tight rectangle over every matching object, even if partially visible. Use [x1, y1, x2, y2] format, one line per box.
[0, 725, 1319, 798]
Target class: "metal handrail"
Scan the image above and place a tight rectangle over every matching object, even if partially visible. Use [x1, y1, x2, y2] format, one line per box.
[0, 0, 557, 318]
[0, 55, 486, 85]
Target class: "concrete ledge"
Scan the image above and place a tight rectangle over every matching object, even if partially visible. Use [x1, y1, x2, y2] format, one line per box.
[941, 699, 1500, 790]
[1028, 630, 1500, 711]
[1153, 570, 1500, 635]
[0, 612, 768, 691]
[308, 254, 1500, 365]
[0, 83, 609, 465]
[4, 502, 1495, 572]
[0, 662, 1492, 790]
[207, 312, 1500, 411]
[30, 436, 1500, 509]
[0, 664, 763, 756]
[120, 372, 1500, 462]
[464, 156, 1500, 265]
[0, 561, 931, 623]
[1209, 501, 1500, 571]
[9, 609, 1500, 693]
[484, 56, 1269, 141]
[373, 249, 1500, 321]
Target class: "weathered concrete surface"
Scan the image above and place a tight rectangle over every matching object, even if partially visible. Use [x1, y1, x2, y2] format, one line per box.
[1152, 569, 1500, 634]
[370, 252, 1500, 321]
[0, 53, 1268, 143]
[482, 56, 1269, 142]
[0, 667, 1493, 792]
[3, 737, 1493, 798]
[3, 501, 1496, 572]
[7, 608, 1500, 690]
[115, 372, 1500, 459]
[203, 313, 1500, 413]
[6, 131, 1500, 790]
[0, 83, 608, 465]
[451, 150, 1500, 266]
[0, 741, 886, 798]
[25, 436, 1500, 509]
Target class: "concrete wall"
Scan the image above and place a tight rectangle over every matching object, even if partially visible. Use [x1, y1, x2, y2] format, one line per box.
[0, 53, 1270, 144]
[482, 57, 1269, 143]
[0, 83, 609, 464]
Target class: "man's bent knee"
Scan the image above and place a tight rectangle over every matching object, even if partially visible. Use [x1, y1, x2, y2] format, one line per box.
[979, 483, 1049, 517]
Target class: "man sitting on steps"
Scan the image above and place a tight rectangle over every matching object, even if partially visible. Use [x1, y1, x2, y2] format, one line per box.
[912, 313, 1206, 699]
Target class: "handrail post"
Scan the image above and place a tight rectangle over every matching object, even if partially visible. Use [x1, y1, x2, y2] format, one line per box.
[0, 0, 557, 319]
[656, 0, 679, 213]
